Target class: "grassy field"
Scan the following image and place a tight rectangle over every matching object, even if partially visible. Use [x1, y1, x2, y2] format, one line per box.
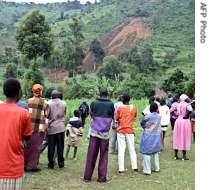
[22, 99, 195, 190]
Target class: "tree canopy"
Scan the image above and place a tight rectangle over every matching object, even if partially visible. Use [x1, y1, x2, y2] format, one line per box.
[15, 10, 53, 61]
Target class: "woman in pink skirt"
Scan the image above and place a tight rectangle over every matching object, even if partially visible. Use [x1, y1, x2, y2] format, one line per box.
[173, 94, 193, 160]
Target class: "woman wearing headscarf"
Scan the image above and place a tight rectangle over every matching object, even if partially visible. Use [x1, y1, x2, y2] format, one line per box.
[24, 84, 49, 171]
[173, 94, 193, 160]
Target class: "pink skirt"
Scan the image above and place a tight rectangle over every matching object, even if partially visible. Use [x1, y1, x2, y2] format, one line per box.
[173, 118, 192, 151]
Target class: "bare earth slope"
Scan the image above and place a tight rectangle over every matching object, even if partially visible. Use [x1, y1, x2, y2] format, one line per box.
[46, 17, 152, 82]
[83, 17, 152, 72]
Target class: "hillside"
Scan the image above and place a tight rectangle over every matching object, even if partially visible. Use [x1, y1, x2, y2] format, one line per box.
[0, 0, 195, 91]
[51, 0, 194, 72]
[83, 17, 152, 72]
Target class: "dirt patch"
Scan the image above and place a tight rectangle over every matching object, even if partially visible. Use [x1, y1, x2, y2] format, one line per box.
[83, 17, 152, 72]
[45, 69, 68, 84]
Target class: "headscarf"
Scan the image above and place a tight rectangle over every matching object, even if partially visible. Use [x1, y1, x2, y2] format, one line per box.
[32, 84, 43, 97]
[179, 94, 188, 102]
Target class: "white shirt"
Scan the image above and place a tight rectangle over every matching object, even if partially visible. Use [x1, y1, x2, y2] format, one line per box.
[159, 105, 170, 126]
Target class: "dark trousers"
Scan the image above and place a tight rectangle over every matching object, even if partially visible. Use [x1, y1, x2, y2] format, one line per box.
[48, 132, 64, 168]
[81, 116, 86, 127]
[170, 118, 177, 131]
[84, 136, 109, 182]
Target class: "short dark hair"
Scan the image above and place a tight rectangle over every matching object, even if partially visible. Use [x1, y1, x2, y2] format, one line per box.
[149, 96, 155, 104]
[99, 87, 108, 97]
[51, 90, 60, 99]
[74, 110, 81, 117]
[155, 96, 160, 102]
[122, 93, 130, 104]
[58, 92, 63, 100]
[150, 102, 158, 113]
[160, 98, 166, 106]
[3, 78, 21, 98]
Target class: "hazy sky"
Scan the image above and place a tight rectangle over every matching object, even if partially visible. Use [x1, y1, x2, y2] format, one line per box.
[5, 0, 96, 4]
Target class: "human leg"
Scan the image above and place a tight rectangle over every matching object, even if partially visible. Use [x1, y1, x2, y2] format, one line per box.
[174, 149, 181, 160]
[73, 147, 78, 159]
[182, 150, 189, 160]
[98, 139, 109, 182]
[151, 153, 160, 172]
[48, 134, 56, 169]
[56, 132, 65, 168]
[24, 132, 45, 170]
[170, 118, 176, 131]
[109, 128, 117, 153]
[117, 133, 126, 172]
[65, 145, 70, 159]
[126, 134, 138, 170]
[142, 154, 151, 175]
[83, 136, 100, 181]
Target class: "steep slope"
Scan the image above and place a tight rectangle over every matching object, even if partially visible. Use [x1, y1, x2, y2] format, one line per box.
[83, 17, 152, 72]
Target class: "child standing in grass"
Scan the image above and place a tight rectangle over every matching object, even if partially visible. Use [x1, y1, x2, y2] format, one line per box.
[159, 98, 170, 149]
[65, 110, 83, 160]
[140, 102, 162, 175]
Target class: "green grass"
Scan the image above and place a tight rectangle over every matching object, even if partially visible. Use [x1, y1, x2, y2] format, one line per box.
[22, 99, 195, 190]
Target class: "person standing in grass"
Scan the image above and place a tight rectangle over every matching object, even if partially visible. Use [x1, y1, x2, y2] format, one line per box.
[109, 95, 123, 154]
[190, 98, 195, 142]
[169, 96, 179, 131]
[65, 110, 83, 160]
[142, 96, 156, 116]
[24, 84, 49, 172]
[83, 88, 114, 183]
[0, 78, 32, 189]
[47, 90, 66, 169]
[173, 94, 193, 160]
[159, 98, 170, 149]
[115, 93, 138, 174]
[140, 102, 162, 175]
[79, 101, 89, 128]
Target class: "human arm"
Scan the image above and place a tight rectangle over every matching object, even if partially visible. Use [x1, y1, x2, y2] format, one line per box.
[140, 115, 149, 129]
[22, 111, 33, 141]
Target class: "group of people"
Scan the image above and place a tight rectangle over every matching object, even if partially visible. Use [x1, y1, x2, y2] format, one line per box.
[0, 78, 90, 189]
[0, 78, 195, 189]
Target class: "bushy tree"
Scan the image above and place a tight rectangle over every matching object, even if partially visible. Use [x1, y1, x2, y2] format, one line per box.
[129, 44, 156, 73]
[22, 61, 44, 98]
[97, 55, 124, 80]
[162, 69, 188, 96]
[89, 38, 105, 63]
[63, 16, 85, 77]
[4, 63, 17, 79]
[15, 10, 53, 62]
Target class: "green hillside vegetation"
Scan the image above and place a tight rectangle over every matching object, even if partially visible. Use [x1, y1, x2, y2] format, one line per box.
[0, 0, 195, 99]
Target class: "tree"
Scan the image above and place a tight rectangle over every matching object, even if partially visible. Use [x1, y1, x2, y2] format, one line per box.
[15, 10, 53, 63]
[162, 69, 188, 96]
[22, 61, 44, 98]
[89, 38, 105, 63]
[97, 55, 124, 80]
[63, 16, 85, 77]
[4, 63, 17, 79]
[129, 45, 156, 73]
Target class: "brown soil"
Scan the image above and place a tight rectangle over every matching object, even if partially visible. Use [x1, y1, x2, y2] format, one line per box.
[45, 69, 68, 84]
[83, 17, 152, 72]
[46, 17, 152, 82]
